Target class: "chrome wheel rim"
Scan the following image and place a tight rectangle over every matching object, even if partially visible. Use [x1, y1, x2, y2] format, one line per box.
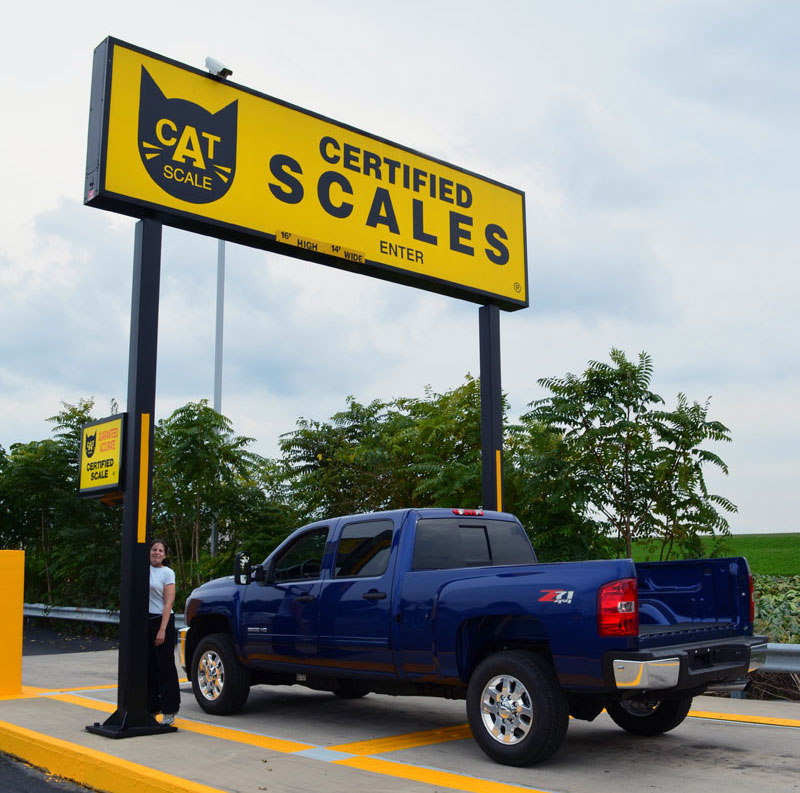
[480, 674, 533, 744]
[197, 649, 225, 701]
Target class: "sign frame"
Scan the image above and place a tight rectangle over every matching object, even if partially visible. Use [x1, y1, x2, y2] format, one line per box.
[78, 413, 126, 498]
[85, 37, 528, 311]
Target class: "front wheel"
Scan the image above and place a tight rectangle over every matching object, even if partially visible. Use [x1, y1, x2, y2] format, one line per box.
[466, 650, 569, 766]
[191, 632, 251, 715]
[605, 696, 692, 736]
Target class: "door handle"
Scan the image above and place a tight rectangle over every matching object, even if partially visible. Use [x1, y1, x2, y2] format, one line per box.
[362, 591, 387, 601]
[295, 594, 316, 603]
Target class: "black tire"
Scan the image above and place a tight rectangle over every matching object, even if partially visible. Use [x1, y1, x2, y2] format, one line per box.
[331, 679, 370, 699]
[466, 650, 569, 766]
[605, 695, 692, 736]
[191, 632, 251, 715]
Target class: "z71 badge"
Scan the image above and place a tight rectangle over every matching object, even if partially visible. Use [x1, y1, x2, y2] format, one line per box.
[539, 589, 575, 604]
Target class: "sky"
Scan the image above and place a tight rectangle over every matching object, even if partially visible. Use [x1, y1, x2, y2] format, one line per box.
[1, 1, 798, 533]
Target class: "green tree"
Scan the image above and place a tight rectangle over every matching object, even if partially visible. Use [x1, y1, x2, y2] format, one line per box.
[648, 394, 735, 559]
[0, 438, 72, 601]
[279, 376, 489, 520]
[394, 376, 486, 507]
[152, 400, 292, 594]
[0, 399, 123, 607]
[505, 420, 610, 561]
[279, 397, 400, 520]
[523, 349, 735, 559]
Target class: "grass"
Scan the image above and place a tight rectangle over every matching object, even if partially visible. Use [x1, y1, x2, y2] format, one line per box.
[631, 533, 800, 577]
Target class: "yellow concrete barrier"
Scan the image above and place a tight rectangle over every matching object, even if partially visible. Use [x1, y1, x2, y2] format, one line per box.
[0, 550, 24, 696]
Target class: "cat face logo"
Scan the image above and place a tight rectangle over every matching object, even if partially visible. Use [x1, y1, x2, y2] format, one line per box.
[85, 432, 97, 459]
[138, 68, 237, 204]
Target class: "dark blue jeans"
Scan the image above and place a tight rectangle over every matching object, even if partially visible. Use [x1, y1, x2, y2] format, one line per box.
[147, 613, 180, 715]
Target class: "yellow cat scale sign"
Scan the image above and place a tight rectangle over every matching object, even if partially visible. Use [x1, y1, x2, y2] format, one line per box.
[79, 415, 124, 496]
[86, 38, 528, 310]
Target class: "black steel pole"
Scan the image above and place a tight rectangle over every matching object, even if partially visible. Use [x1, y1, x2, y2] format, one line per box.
[87, 218, 173, 737]
[479, 304, 503, 512]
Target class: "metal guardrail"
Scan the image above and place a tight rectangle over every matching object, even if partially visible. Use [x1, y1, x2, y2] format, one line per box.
[23, 603, 798, 672]
[23, 603, 185, 630]
[762, 643, 800, 674]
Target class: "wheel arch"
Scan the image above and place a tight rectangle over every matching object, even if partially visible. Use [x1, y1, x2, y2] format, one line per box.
[185, 614, 236, 681]
[457, 615, 552, 682]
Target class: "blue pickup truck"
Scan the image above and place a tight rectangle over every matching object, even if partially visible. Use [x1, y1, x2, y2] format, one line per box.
[180, 508, 767, 766]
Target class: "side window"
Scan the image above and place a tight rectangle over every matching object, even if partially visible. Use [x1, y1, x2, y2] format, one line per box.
[272, 528, 328, 582]
[334, 520, 394, 578]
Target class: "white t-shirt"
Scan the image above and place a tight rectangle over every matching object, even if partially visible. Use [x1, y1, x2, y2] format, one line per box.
[149, 564, 176, 615]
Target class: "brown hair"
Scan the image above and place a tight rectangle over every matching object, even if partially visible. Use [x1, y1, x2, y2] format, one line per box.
[149, 537, 171, 567]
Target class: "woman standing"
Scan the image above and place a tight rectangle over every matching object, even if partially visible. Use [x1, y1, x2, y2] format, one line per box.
[148, 538, 180, 725]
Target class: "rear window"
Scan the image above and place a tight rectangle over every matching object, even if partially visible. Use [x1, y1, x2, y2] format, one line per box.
[412, 518, 535, 571]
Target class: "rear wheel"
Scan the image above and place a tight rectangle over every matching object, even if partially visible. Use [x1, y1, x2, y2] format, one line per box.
[191, 633, 251, 715]
[466, 650, 569, 766]
[605, 696, 692, 736]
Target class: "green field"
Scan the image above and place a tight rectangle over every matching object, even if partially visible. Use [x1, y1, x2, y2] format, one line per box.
[632, 533, 800, 577]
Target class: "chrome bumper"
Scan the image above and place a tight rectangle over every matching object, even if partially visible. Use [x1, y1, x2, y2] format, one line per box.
[612, 638, 768, 690]
[612, 657, 681, 689]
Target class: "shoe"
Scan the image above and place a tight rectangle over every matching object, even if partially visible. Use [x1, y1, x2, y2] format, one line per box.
[162, 713, 176, 726]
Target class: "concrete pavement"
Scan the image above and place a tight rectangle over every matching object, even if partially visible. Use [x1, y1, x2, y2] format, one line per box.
[1, 648, 799, 793]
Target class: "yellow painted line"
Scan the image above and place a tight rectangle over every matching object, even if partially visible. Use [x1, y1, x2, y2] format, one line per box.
[48, 692, 314, 753]
[336, 756, 551, 793]
[167, 716, 314, 753]
[330, 723, 472, 755]
[0, 686, 53, 701]
[137, 412, 150, 543]
[689, 709, 800, 729]
[49, 693, 116, 713]
[0, 720, 227, 793]
[0, 684, 118, 700]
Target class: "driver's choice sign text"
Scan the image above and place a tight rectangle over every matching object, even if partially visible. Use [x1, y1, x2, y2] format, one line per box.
[86, 38, 528, 310]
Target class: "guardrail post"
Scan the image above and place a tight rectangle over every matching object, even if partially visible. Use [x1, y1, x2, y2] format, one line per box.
[0, 551, 25, 696]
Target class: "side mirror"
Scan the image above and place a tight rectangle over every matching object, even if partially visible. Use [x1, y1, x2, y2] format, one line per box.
[233, 552, 252, 586]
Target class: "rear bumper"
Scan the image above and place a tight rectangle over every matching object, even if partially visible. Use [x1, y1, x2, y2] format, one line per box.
[604, 636, 768, 691]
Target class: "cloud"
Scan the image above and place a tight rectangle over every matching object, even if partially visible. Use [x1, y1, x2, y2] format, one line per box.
[1, 1, 799, 532]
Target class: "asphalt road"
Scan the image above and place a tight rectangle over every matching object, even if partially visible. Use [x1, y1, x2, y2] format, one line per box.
[22, 622, 118, 656]
[0, 752, 90, 793]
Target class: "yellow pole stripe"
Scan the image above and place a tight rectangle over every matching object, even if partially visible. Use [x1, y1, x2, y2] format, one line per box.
[335, 756, 551, 793]
[137, 413, 150, 544]
[495, 449, 502, 511]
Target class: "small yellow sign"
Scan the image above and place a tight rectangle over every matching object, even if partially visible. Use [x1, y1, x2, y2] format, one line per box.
[79, 415, 125, 496]
[86, 38, 528, 310]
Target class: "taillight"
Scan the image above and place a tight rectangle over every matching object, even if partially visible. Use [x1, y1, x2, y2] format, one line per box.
[598, 578, 639, 637]
[452, 508, 484, 516]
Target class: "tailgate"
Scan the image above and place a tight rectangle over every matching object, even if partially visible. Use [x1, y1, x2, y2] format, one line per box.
[635, 556, 753, 649]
